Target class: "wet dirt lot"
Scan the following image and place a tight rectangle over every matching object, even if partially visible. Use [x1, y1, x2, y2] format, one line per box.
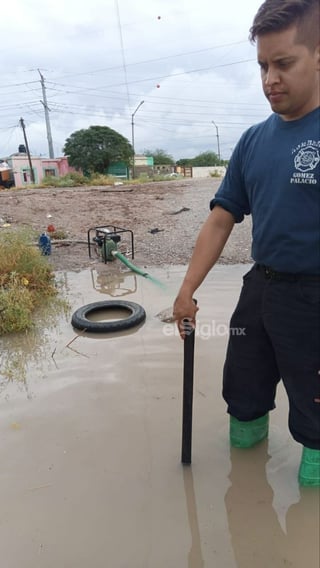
[0, 264, 319, 568]
[0, 178, 252, 271]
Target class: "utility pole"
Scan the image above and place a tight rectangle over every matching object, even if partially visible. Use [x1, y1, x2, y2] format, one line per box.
[38, 69, 54, 158]
[212, 120, 221, 162]
[19, 118, 35, 183]
[131, 100, 144, 179]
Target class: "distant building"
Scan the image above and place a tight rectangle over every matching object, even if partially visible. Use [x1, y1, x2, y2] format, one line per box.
[1, 147, 77, 186]
[0, 160, 14, 188]
[132, 155, 154, 178]
[154, 163, 175, 176]
[106, 161, 129, 179]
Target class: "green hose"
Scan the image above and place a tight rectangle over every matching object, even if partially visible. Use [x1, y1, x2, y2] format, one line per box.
[112, 250, 166, 289]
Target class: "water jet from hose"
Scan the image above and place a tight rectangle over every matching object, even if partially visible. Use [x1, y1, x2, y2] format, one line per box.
[112, 250, 166, 289]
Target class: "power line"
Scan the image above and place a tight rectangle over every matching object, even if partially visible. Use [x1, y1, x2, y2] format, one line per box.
[0, 101, 41, 111]
[0, 125, 19, 130]
[44, 86, 267, 110]
[48, 39, 248, 81]
[0, 80, 39, 90]
[44, 57, 256, 95]
[44, 56, 256, 93]
[47, 100, 265, 120]
[0, 126, 20, 156]
[114, 0, 131, 108]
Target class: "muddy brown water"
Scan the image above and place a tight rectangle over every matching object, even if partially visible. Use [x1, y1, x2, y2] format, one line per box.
[0, 264, 319, 568]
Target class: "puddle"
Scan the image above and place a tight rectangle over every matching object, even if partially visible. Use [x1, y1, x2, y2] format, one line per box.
[0, 264, 318, 567]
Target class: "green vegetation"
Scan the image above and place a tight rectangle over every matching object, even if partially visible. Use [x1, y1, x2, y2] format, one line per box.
[27, 172, 114, 188]
[142, 148, 175, 165]
[63, 125, 133, 173]
[41, 172, 89, 187]
[47, 228, 68, 240]
[88, 173, 118, 186]
[10, 171, 183, 190]
[0, 228, 61, 334]
[0, 287, 70, 386]
[177, 151, 227, 167]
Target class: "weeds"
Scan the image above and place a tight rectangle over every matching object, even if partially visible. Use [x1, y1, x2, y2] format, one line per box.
[11, 171, 184, 190]
[0, 228, 62, 334]
[47, 228, 69, 240]
[210, 170, 224, 178]
[89, 174, 116, 186]
[41, 172, 90, 187]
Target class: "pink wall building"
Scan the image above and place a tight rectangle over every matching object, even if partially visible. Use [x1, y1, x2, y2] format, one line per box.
[3, 152, 76, 186]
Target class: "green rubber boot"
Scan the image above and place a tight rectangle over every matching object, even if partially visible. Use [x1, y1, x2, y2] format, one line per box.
[298, 447, 320, 487]
[230, 413, 269, 448]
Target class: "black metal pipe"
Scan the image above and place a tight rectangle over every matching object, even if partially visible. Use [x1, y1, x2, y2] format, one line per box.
[181, 309, 196, 465]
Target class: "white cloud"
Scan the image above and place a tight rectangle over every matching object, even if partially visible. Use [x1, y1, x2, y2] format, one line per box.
[0, 0, 270, 161]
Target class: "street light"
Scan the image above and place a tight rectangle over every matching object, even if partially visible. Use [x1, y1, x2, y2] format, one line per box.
[131, 100, 144, 179]
[212, 120, 221, 162]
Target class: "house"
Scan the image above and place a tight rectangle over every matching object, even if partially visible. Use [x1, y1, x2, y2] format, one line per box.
[2, 146, 77, 187]
[133, 155, 154, 177]
[106, 155, 154, 179]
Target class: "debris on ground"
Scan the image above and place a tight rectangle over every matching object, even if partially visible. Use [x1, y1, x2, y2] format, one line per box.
[148, 228, 164, 234]
[167, 206, 191, 215]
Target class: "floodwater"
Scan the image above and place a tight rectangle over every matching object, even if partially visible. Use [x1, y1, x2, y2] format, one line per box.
[0, 264, 319, 568]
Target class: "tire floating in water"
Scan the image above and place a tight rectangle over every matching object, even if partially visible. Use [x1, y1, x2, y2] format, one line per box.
[71, 300, 146, 333]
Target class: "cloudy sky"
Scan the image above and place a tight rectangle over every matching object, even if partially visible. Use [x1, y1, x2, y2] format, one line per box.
[0, 0, 271, 161]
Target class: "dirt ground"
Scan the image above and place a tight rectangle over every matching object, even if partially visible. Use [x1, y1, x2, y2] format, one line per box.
[0, 177, 252, 272]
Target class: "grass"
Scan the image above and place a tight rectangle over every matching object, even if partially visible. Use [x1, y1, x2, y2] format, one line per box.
[8, 171, 188, 190]
[0, 228, 66, 334]
[210, 170, 224, 178]
[41, 172, 90, 187]
[12, 172, 117, 189]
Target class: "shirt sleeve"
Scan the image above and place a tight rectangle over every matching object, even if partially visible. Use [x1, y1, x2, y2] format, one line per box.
[210, 136, 251, 223]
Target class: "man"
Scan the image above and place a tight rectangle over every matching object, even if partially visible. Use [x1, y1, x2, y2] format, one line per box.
[173, 0, 320, 486]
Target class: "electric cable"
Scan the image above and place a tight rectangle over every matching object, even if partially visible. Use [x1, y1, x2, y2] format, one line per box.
[114, 0, 131, 108]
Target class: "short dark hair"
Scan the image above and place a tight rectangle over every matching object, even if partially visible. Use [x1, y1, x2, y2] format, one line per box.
[250, 0, 320, 50]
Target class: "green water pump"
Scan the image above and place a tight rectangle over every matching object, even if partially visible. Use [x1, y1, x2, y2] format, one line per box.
[87, 225, 135, 263]
[101, 235, 121, 261]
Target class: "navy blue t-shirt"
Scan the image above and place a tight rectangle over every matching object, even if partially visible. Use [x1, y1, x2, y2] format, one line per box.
[210, 107, 320, 273]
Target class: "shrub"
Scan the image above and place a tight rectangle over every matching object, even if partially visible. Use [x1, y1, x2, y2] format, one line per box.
[0, 228, 58, 334]
[40, 175, 59, 187]
[0, 277, 34, 333]
[48, 228, 69, 240]
[40, 173, 89, 188]
[65, 172, 89, 185]
[89, 174, 115, 186]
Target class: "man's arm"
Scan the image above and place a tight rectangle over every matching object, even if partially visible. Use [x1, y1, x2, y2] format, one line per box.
[173, 205, 235, 337]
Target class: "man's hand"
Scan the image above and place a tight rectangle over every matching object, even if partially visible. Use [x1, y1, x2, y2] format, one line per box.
[172, 206, 234, 339]
[173, 294, 199, 339]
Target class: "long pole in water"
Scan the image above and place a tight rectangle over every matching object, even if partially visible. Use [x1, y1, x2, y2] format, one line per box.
[181, 308, 196, 465]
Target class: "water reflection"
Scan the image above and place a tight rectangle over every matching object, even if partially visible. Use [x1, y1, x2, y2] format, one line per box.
[183, 467, 205, 568]
[0, 296, 70, 396]
[90, 267, 137, 296]
[225, 441, 320, 567]
[0, 265, 318, 566]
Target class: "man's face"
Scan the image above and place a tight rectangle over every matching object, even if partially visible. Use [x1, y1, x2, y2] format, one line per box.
[257, 25, 320, 120]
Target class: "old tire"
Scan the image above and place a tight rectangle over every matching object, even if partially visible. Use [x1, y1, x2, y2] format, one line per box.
[71, 300, 146, 333]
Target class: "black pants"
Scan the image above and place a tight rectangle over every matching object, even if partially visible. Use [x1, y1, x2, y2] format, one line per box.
[223, 264, 320, 449]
